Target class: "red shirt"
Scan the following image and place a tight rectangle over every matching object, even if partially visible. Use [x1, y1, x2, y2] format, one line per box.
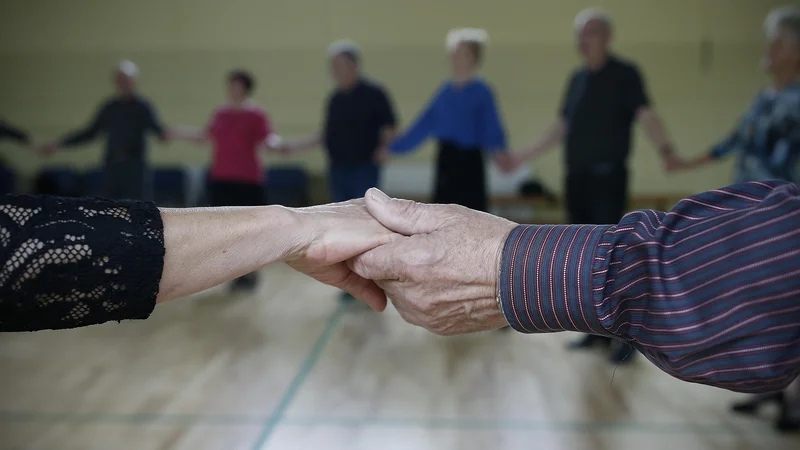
[207, 104, 272, 184]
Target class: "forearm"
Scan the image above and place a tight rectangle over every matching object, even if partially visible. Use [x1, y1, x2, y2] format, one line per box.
[638, 108, 674, 153]
[0, 196, 164, 332]
[0, 122, 30, 145]
[499, 181, 800, 392]
[158, 205, 303, 302]
[60, 127, 98, 147]
[522, 119, 566, 159]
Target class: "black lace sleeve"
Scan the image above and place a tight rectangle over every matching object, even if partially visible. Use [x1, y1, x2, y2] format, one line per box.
[0, 195, 165, 332]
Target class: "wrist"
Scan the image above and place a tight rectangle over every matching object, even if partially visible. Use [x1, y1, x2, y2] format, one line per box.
[258, 205, 309, 265]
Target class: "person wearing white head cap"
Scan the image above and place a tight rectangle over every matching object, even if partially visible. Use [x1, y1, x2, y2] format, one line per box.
[281, 39, 398, 303]
[665, 5, 800, 433]
[508, 9, 680, 362]
[39, 60, 168, 201]
[389, 28, 515, 215]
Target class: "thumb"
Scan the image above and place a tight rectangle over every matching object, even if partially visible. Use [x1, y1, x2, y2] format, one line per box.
[364, 188, 443, 236]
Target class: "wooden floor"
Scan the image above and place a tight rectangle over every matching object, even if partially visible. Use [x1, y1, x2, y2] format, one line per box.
[1, 265, 798, 450]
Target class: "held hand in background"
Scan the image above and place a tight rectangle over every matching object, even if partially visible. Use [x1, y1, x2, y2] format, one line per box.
[492, 151, 520, 173]
[662, 152, 687, 172]
[373, 146, 391, 164]
[284, 199, 400, 311]
[349, 189, 516, 335]
[36, 142, 60, 157]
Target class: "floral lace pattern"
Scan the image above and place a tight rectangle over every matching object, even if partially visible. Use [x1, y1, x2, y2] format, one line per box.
[0, 195, 164, 332]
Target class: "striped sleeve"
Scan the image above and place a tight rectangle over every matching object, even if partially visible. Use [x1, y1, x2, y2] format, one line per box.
[499, 181, 800, 393]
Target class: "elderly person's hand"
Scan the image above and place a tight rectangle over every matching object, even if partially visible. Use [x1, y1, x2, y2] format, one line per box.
[283, 199, 400, 311]
[349, 189, 516, 335]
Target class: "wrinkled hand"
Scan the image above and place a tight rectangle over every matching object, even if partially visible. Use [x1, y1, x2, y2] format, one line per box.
[349, 189, 517, 335]
[284, 199, 399, 311]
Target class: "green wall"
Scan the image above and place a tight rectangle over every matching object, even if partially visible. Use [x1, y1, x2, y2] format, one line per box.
[0, 0, 786, 195]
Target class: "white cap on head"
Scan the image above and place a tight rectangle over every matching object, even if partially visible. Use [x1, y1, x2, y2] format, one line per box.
[117, 60, 139, 78]
[573, 8, 613, 35]
[327, 39, 360, 59]
[446, 28, 489, 53]
[765, 5, 800, 40]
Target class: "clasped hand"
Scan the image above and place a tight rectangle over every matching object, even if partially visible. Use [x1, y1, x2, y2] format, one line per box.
[292, 189, 515, 335]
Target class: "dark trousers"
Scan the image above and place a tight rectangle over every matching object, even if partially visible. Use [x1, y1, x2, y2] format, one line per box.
[434, 141, 487, 211]
[209, 180, 266, 285]
[103, 162, 150, 201]
[565, 164, 628, 225]
[329, 163, 380, 202]
[566, 164, 631, 351]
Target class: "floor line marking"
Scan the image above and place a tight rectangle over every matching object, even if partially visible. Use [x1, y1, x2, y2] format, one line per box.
[249, 302, 348, 450]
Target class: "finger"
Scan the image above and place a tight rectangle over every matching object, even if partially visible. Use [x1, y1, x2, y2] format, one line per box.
[348, 243, 402, 281]
[337, 269, 388, 312]
[364, 188, 448, 236]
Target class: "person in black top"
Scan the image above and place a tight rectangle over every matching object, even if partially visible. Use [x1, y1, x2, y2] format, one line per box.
[511, 9, 681, 364]
[286, 40, 397, 204]
[40, 60, 167, 201]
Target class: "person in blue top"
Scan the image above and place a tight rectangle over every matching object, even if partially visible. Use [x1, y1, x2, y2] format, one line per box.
[670, 7, 800, 187]
[669, 5, 800, 432]
[391, 28, 514, 213]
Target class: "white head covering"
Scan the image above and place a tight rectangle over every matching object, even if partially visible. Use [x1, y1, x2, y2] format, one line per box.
[765, 5, 800, 40]
[117, 60, 139, 78]
[573, 8, 613, 35]
[327, 39, 360, 59]
[446, 28, 489, 53]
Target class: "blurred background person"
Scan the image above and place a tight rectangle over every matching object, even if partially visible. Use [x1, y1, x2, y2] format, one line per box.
[670, 6, 800, 186]
[668, 5, 800, 432]
[389, 28, 514, 213]
[511, 9, 680, 364]
[170, 70, 283, 292]
[39, 60, 167, 201]
[283, 40, 398, 303]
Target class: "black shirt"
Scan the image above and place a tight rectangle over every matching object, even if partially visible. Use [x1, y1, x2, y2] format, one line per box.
[324, 79, 397, 166]
[61, 95, 165, 165]
[560, 55, 650, 170]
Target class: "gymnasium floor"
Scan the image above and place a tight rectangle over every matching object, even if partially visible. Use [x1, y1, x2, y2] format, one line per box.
[1, 265, 798, 450]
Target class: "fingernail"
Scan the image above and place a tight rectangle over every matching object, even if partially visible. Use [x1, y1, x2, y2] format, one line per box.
[370, 188, 389, 203]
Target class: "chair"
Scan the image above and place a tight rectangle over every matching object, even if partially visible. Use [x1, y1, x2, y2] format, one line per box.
[35, 167, 82, 197]
[0, 164, 15, 195]
[152, 167, 188, 207]
[265, 166, 310, 207]
[82, 169, 105, 197]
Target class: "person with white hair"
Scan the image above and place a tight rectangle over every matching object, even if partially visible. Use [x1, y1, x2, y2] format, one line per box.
[509, 9, 680, 363]
[39, 60, 167, 201]
[667, 5, 800, 432]
[285, 40, 397, 201]
[282, 40, 398, 302]
[388, 28, 514, 214]
[670, 6, 800, 185]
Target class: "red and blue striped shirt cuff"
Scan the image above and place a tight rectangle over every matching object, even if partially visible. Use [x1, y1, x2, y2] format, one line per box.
[499, 224, 612, 335]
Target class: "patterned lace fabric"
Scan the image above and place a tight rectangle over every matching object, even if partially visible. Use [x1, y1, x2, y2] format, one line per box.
[0, 195, 165, 332]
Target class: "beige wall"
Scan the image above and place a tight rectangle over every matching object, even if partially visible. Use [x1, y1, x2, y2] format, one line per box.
[0, 0, 787, 195]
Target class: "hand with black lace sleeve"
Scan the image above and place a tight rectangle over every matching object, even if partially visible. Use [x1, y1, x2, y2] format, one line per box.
[0, 195, 397, 332]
